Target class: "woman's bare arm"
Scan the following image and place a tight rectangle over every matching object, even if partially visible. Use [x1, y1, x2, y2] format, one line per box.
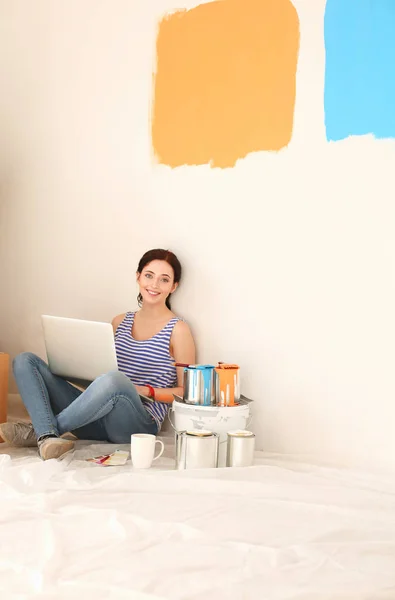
[150, 321, 196, 402]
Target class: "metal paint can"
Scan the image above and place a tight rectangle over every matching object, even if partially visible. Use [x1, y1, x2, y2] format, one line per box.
[226, 430, 255, 467]
[214, 364, 240, 406]
[175, 430, 219, 470]
[183, 365, 215, 406]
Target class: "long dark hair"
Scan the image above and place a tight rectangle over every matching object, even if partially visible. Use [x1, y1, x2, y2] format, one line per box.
[137, 249, 182, 310]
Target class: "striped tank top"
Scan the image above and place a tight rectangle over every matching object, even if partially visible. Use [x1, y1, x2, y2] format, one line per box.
[114, 311, 180, 431]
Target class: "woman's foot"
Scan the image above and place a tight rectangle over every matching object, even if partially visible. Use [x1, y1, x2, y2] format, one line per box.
[0, 422, 37, 447]
[38, 437, 74, 460]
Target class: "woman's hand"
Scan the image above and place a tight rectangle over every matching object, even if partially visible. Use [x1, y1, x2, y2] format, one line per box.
[135, 385, 150, 397]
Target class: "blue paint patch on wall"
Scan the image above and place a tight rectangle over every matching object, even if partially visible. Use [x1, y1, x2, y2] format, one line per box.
[324, 0, 395, 142]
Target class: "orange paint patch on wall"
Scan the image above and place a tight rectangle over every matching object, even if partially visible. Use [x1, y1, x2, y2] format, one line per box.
[152, 0, 300, 169]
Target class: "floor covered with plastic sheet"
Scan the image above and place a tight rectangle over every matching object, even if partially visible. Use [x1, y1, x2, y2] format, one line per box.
[1, 436, 395, 600]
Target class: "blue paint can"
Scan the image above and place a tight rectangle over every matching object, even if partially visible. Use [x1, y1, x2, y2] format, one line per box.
[183, 365, 215, 406]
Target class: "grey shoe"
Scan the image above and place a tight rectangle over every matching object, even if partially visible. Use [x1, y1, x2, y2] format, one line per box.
[0, 422, 38, 447]
[38, 437, 75, 460]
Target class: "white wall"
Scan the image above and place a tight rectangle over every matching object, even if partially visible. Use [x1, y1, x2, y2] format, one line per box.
[1, 0, 395, 469]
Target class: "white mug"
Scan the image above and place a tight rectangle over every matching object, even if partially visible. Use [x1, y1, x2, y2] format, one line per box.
[131, 433, 164, 469]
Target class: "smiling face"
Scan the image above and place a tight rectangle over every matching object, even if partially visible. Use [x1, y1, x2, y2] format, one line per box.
[137, 259, 178, 307]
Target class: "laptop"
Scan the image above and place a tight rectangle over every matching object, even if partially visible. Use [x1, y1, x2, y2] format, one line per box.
[41, 315, 118, 383]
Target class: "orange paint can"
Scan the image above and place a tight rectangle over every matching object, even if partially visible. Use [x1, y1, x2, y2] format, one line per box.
[214, 363, 240, 407]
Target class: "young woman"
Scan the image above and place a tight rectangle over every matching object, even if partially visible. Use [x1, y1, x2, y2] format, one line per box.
[0, 249, 196, 460]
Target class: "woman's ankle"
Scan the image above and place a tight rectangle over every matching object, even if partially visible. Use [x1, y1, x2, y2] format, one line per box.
[37, 433, 59, 444]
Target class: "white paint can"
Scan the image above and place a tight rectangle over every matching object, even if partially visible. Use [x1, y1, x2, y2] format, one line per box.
[169, 399, 251, 467]
[226, 430, 255, 467]
[175, 430, 219, 470]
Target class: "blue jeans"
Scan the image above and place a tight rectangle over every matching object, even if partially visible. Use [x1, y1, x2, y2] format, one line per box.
[13, 352, 158, 442]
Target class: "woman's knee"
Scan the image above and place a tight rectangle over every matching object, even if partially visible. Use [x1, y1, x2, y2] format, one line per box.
[96, 370, 132, 395]
[13, 352, 42, 375]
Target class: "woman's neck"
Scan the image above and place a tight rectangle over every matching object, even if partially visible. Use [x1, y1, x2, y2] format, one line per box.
[138, 303, 172, 321]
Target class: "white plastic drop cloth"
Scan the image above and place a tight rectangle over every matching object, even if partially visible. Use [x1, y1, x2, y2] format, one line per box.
[1, 437, 395, 599]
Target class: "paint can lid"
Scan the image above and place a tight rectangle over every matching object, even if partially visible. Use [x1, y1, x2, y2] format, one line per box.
[184, 364, 214, 371]
[228, 429, 254, 437]
[186, 429, 213, 437]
